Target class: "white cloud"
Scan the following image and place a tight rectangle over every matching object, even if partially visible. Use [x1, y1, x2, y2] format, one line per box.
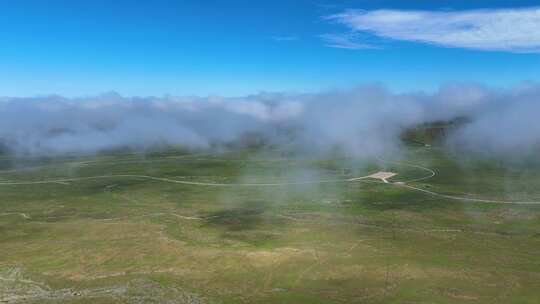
[319, 33, 375, 50]
[3, 84, 540, 159]
[329, 7, 540, 52]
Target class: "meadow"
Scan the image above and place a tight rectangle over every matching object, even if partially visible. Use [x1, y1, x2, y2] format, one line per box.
[1, 145, 539, 303]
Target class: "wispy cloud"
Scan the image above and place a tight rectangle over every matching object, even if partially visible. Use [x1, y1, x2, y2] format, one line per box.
[271, 36, 298, 42]
[328, 7, 540, 53]
[320, 33, 375, 50]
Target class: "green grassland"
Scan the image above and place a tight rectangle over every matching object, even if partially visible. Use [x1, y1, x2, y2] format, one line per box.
[1, 145, 540, 303]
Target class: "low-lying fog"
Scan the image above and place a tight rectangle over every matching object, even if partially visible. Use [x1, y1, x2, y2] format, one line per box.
[1, 83, 539, 160]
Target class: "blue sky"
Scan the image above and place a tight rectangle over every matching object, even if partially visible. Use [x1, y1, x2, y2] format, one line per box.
[1, 0, 539, 97]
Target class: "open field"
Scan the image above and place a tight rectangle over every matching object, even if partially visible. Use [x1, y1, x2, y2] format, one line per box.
[1, 145, 540, 303]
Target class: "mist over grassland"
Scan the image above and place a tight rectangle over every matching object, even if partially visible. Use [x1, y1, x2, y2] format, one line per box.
[2, 84, 540, 303]
[1, 83, 539, 160]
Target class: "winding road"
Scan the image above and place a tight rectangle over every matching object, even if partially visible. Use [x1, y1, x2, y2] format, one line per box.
[1, 151, 539, 205]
